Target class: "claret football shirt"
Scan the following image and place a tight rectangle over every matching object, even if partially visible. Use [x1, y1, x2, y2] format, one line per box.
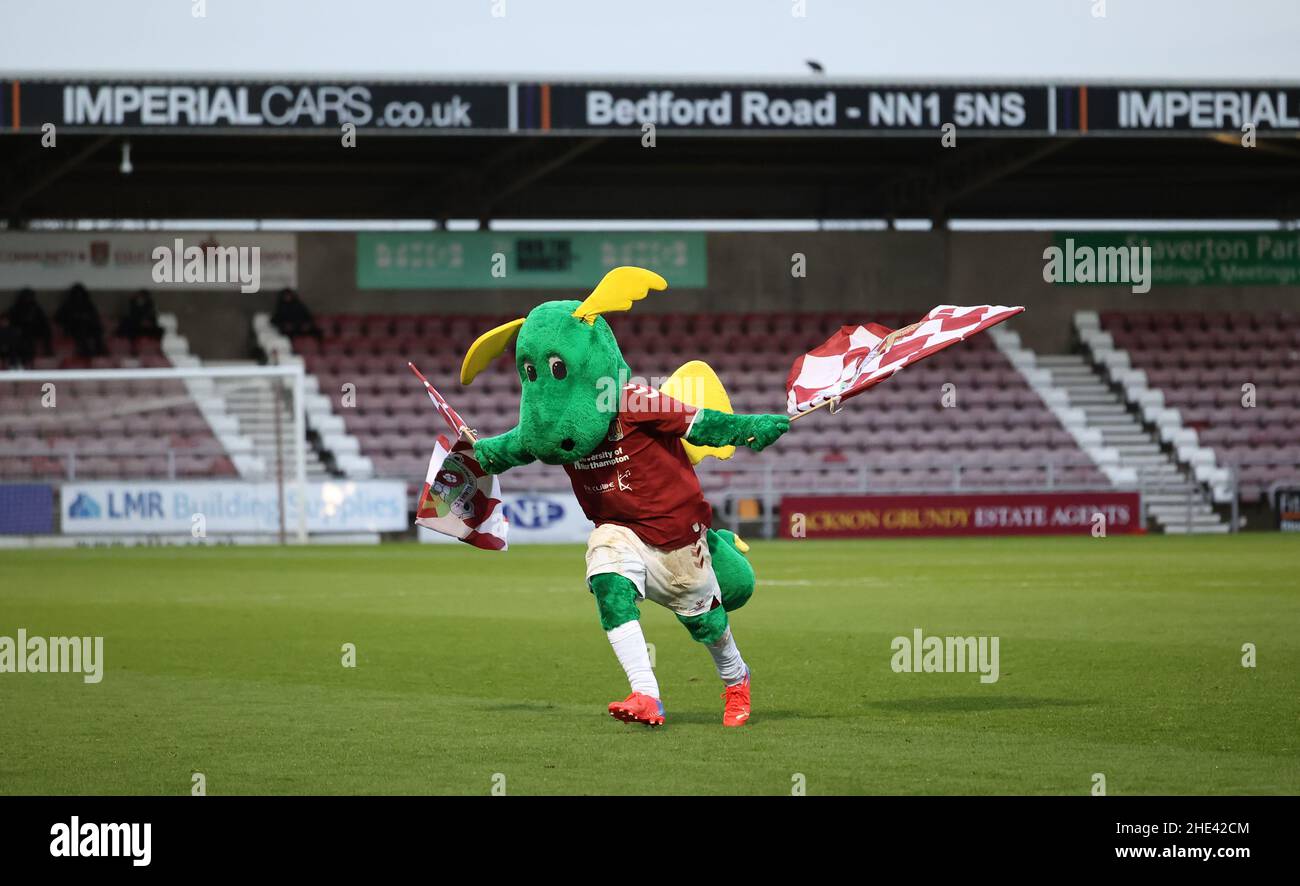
[563, 384, 712, 550]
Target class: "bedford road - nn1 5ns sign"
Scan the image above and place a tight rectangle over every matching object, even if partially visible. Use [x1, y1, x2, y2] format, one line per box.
[4, 80, 1298, 136]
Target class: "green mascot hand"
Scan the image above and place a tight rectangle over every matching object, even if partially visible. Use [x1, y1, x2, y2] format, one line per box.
[687, 409, 791, 452]
[473, 427, 535, 475]
[738, 414, 791, 451]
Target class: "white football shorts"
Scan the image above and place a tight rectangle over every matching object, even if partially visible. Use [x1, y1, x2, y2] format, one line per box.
[584, 522, 721, 618]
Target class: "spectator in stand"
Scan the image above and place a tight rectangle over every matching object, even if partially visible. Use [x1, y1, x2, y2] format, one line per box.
[117, 289, 164, 340]
[6, 287, 52, 361]
[270, 288, 322, 339]
[54, 283, 107, 357]
[0, 314, 24, 368]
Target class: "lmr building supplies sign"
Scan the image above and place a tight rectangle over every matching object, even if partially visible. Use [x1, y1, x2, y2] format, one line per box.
[0, 232, 298, 291]
[780, 492, 1142, 539]
[357, 231, 706, 289]
[60, 481, 407, 535]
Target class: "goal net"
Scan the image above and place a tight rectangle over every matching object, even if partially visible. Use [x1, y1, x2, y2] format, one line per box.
[0, 364, 310, 545]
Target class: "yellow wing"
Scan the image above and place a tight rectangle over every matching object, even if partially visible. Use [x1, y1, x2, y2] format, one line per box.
[572, 267, 667, 324]
[660, 360, 735, 465]
[461, 317, 525, 385]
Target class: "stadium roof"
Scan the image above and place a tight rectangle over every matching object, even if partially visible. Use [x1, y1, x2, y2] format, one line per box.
[3, 79, 1299, 224]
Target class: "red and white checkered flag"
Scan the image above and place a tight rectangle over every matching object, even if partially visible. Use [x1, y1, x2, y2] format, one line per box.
[786, 304, 1024, 414]
[415, 433, 509, 551]
[409, 362, 509, 551]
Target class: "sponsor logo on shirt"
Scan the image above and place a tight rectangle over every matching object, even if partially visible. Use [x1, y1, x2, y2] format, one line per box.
[572, 446, 630, 471]
[583, 468, 633, 496]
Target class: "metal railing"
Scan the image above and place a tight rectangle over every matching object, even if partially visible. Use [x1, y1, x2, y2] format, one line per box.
[694, 458, 1125, 539]
[0, 446, 234, 481]
[0, 364, 309, 541]
[695, 457, 1113, 488]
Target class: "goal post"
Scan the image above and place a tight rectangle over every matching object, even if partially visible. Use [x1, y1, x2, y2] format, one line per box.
[0, 363, 309, 544]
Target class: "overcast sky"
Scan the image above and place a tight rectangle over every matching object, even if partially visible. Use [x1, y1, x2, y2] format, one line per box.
[2, 0, 1298, 82]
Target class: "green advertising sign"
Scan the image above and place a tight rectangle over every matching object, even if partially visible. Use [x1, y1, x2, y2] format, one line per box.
[1052, 231, 1300, 286]
[356, 231, 707, 289]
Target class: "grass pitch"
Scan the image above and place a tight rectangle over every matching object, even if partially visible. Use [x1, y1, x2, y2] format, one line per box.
[0, 535, 1296, 795]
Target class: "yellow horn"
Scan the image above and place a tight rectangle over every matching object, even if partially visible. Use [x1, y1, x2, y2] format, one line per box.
[461, 317, 525, 384]
[572, 266, 667, 324]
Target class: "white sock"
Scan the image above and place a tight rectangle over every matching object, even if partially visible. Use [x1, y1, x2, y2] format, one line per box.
[606, 620, 659, 698]
[707, 627, 748, 686]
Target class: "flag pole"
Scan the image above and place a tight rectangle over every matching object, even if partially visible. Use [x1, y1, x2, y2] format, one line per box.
[789, 397, 838, 423]
[409, 360, 478, 443]
[743, 396, 835, 443]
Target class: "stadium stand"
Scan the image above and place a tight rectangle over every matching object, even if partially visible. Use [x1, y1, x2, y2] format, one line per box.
[1001, 320, 1228, 533]
[289, 310, 1111, 503]
[1092, 311, 1300, 507]
[0, 316, 237, 482]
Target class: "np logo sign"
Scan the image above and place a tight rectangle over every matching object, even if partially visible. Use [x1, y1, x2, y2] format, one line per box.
[419, 492, 592, 544]
[504, 496, 565, 529]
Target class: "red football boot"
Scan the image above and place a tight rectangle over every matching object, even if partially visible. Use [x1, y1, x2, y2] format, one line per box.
[721, 671, 751, 727]
[608, 692, 666, 727]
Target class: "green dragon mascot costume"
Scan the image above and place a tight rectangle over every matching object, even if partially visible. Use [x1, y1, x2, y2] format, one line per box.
[461, 267, 790, 727]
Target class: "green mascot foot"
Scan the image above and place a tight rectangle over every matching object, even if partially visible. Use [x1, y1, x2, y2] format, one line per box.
[708, 528, 756, 612]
